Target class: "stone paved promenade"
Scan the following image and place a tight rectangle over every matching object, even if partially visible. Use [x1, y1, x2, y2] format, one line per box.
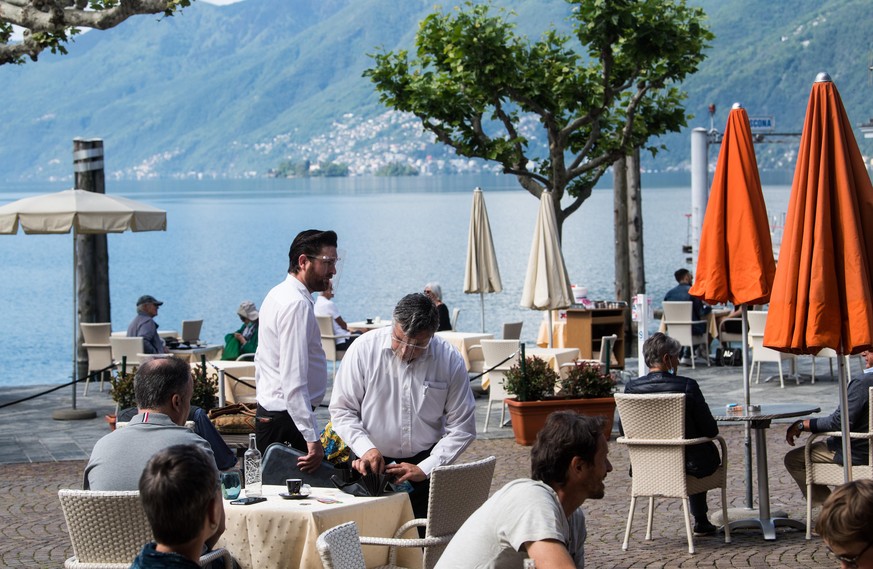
[0, 352, 853, 567]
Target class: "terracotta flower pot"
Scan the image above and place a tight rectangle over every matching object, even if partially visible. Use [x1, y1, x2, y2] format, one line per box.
[505, 397, 616, 446]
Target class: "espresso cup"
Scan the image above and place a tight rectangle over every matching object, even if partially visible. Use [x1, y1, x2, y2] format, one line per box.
[366, 318, 374, 324]
[286, 478, 303, 495]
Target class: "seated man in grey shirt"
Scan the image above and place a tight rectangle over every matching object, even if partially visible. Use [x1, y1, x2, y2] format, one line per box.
[436, 412, 612, 569]
[84, 357, 224, 549]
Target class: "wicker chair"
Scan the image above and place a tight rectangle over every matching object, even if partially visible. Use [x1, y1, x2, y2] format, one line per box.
[478, 340, 520, 432]
[317, 315, 344, 379]
[358, 456, 497, 569]
[615, 393, 730, 554]
[58, 489, 231, 568]
[804, 386, 873, 539]
[747, 311, 796, 388]
[317, 521, 367, 569]
[80, 322, 113, 395]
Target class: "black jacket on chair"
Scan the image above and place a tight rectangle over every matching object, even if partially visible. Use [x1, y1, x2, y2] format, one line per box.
[621, 371, 721, 478]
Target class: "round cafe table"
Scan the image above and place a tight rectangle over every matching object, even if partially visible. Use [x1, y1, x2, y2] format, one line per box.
[713, 403, 820, 540]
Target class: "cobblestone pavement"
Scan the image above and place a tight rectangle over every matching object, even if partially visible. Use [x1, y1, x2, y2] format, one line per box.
[0, 353, 848, 567]
[2, 426, 833, 568]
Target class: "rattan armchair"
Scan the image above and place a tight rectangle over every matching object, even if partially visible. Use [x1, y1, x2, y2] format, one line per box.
[317, 521, 367, 569]
[615, 393, 730, 554]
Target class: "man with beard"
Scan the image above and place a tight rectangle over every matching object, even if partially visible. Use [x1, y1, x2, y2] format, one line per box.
[255, 229, 337, 472]
[435, 412, 612, 568]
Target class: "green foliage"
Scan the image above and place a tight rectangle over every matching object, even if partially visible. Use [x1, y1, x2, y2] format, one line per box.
[559, 361, 617, 398]
[109, 368, 137, 410]
[365, 0, 713, 227]
[191, 364, 218, 411]
[313, 162, 350, 177]
[503, 356, 559, 402]
[375, 162, 420, 176]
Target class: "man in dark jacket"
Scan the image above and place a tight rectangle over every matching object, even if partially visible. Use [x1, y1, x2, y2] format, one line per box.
[622, 332, 721, 536]
[784, 349, 873, 506]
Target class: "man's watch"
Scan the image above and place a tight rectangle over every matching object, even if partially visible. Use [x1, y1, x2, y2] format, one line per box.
[795, 420, 804, 432]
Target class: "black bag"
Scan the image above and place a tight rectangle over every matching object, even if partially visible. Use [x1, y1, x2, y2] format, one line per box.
[261, 443, 337, 487]
[331, 471, 394, 497]
[718, 347, 743, 366]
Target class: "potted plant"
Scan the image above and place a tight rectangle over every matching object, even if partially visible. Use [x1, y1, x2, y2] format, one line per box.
[191, 362, 218, 411]
[504, 356, 617, 445]
[107, 367, 137, 430]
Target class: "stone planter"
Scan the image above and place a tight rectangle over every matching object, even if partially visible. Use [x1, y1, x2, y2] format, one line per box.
[504, 397, 616, 446]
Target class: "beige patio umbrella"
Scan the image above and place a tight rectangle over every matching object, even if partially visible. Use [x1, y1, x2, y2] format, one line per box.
[0, 188, 167, 418]
[521, 191, 574, 347]
[464, 187, 503, 332]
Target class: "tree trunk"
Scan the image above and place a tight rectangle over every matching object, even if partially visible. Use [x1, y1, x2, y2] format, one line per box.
[613, 156, 630, 305]
[74, 138, 111, 384]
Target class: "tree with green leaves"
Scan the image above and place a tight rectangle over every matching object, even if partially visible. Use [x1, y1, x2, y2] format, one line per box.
[365, 0, 713, 239]
[0, 0, 192, 65]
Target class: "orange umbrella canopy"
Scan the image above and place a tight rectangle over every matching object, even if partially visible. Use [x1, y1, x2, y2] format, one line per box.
[691, 104, 775, 306]
[764, 75, 873, 355]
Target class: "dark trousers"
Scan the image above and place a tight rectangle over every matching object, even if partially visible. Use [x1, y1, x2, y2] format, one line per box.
[689, 492, 708, 519]
[255, 405, 307, 456]
[383, 447, 434, 522]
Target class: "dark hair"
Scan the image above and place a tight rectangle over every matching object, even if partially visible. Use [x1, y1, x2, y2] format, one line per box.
[642, 332, 682, 367]
[674, 268, 691, 283]
[531, 411, 605, 486]
[134, 357, 192, 410]
[817, 479, 873, 547]
[393, 293, 440, 337]
[139, 444, 218, 546]
[288, 229, 338, 273]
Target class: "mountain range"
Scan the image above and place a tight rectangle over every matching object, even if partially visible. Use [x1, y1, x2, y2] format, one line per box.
[1, 0, 872, 182]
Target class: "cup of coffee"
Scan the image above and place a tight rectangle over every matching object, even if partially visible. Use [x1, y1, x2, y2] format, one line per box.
[286, 478, 303, 495]
[366, 318, 374, 325]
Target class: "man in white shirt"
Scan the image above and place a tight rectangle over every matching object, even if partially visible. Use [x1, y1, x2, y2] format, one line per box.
[329, 292, 477, 518]
[435, 412, 613, 569]
[255, 229, 337, 473]
[314, 281, 365, 351]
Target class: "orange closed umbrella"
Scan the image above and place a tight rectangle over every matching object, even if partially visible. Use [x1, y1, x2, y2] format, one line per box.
[690, 103, 775, 509]
[691, 103, 775, 307]
[764, 73, 873, 481]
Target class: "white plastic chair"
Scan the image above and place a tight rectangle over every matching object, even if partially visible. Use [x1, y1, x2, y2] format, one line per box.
[58, 489, 231, 568]
[662, 301, 710, 369]
[811, 347, 840, 384]
[803, 386, 873, 539]
[450, 307, 460, 331]
[110, 336, 146, 367]
[317, 521, 367, 569]
[317, 315, 344, 379]
[81, 322, 112, 395]
[479, 340, 520, 432]
[615, 393, 730, 554]
[358, 456, 496, 569]
[747, 311, 796, 388]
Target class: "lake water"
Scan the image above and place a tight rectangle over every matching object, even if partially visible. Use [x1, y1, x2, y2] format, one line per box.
[0, 174, 792, 387]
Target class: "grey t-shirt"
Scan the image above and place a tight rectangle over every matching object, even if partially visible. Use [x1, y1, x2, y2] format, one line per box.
[435, 478, 586, 569]
[84, 412, 214, 490]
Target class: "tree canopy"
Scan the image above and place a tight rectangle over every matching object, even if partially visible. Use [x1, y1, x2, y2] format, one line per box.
[0, 0, 192, 65]
[365, 0, 713, 234]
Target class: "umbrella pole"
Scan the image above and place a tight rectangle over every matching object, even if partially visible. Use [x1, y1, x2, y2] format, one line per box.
[548, 311, 554, 348]
[480, 292, 485, 333]
[838, 354, 853, 483]
[741, 305, 753, 508]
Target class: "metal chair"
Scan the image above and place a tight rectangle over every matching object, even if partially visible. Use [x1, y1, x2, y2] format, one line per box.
[479, 340, 520, 431]
[803, 386, 873, 539]
[317, 315, 344, 379]
[58, 489, 231, 568]
[501, 321, 523, 340]
[615, 393, 730, 554]
[662, 301, 710, 369]
[80, 322, 112, 395]
[358, 456, 496, 569]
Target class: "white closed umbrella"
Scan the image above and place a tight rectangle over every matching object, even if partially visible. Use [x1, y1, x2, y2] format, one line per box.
[464, 187, 503, 332]
[520, 191, 574, 347]
[0, 189, 167, 417]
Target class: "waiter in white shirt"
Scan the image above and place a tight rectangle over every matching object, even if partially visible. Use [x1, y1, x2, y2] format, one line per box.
[329, 292, 477, 518]
[255, 229, 337, 473]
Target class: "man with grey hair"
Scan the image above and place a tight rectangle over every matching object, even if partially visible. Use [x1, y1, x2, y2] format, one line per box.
[622, 332, 721, 536]
[83, 357, 224, 549]
[329, 292, 477, 518]
[127, 294, 168, 354]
